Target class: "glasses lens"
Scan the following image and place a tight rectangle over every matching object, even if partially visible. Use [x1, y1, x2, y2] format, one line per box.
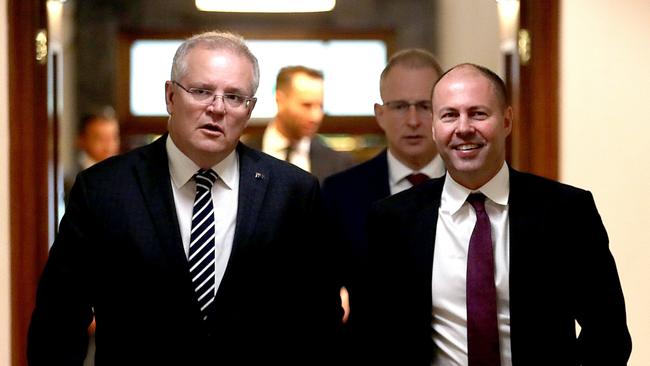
[222, 94, 246, 108]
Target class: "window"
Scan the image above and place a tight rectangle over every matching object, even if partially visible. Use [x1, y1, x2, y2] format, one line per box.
[128, 38, 387, 119]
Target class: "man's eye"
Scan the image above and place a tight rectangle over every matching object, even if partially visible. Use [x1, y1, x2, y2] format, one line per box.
[417, 102, 433, 111]
[440, 112, 457, 122]
[191, 89, 212, 97]
[224, 94, 244, 102]
[393, 102, 409, 110]
[471, 111, 488, 120]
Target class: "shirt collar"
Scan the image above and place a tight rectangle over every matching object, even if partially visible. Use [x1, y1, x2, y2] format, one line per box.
[262, 120, 310, 156]
[166, 135, 238, 190]
[440, 161, 509, 215]
[387, 149, 446, 186]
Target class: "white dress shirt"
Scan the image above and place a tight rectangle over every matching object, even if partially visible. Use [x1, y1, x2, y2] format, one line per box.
[262, 121, 311, 172]
[387, 149, 446, 195]
[431, 162, 512, 366]
[166, 136, 239, 297]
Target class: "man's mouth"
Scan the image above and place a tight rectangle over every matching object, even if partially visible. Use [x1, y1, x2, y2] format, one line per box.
[200, 124, 224, 134]
[455, 143, 482, 151]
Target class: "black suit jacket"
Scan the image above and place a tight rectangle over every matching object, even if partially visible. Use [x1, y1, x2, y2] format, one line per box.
[322, 150, 389, 301]
[28, 135, 341, 365]
[309, 136, 355, 183]
[244, 133, 354, 183]
[357, 167, 631, 365]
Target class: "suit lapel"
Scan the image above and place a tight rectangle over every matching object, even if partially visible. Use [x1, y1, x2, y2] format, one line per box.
[133, 135, 188, 275]
[367, 150, 391, 200]
[231, 143, 269, 256]
[412, 178, 444, 296]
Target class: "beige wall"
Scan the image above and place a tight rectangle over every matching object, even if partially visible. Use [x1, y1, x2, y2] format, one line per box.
[560, 1, 650, 365]
[0, 0, 11, 363]
[433, 0, 501, 73]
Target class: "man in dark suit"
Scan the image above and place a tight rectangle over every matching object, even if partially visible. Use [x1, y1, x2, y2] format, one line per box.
[356, 64, 631, 365]
[322, 49, 445, 323]
[258, 65, 353, 183]
[28, 31, 340, 365]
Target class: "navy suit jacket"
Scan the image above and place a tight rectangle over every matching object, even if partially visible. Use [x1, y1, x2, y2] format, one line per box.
[357, 167, 631, 365]
[28, 135, 341, 365]
[322, 150, 390, 298]
[309, 136, 355, 184]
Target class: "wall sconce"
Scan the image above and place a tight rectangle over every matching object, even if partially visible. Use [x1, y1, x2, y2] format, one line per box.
[496, 0, 520, 53]
[195, 0, 336, 13]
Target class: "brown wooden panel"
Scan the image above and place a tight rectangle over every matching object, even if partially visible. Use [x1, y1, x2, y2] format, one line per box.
[9, 0, 49, 365]
[512, 0, 559, 180]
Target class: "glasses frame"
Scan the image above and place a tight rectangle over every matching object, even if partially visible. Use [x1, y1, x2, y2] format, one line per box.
[171, 80, 256, 109]
[382, 100, 433, 116]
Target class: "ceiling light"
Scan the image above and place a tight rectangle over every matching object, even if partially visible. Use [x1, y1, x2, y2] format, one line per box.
[196, 0, 336, 13]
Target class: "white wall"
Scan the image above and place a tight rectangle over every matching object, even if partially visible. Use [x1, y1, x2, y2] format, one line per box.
[0, 0, 11, 363]
[433, 0, 501, 73]
[561, 1, 650, 365]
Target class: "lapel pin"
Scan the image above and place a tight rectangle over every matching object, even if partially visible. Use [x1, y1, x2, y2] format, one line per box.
[255, 172, 264, 180]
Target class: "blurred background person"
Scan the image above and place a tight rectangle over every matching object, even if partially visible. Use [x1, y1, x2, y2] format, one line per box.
[65, 108, 121, 198]
[255, 65, 353, 182]
[76, 108, 121, 171]
[322, 49, 445, 328]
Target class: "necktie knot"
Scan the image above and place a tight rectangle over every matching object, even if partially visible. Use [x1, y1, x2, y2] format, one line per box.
[467, 193, 486, 213]
[194, 169, 218, 189]
[406, 172, 430, 186]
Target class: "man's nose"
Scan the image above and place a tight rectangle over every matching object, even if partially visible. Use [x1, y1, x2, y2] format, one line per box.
[406, 105, 421, 127]
[207, 95, 226, 113]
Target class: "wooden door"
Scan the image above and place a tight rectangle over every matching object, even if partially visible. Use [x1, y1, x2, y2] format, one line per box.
[9, 0, 57, 365]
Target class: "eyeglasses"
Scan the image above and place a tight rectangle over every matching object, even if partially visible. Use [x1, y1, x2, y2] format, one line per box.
[172, 81, 256, 109]
[383, 100, 433, 117]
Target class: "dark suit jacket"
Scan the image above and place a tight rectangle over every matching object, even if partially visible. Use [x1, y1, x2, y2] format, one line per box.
[28, 135, 341, 365]
[322, 150, 389, 302]
[309, 136, 355, 183]
[244, 133, 354, 183]
[357, 167, 631, 365]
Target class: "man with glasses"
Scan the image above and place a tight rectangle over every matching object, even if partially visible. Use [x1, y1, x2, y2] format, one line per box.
[255, 65, 353, 183]
[322, 49, 445, 331]
[28, 31, 341, 365]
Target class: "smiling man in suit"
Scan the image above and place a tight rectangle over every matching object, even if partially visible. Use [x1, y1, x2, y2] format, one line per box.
[357, 63, 631, 365]
[28, 31, 340, 365]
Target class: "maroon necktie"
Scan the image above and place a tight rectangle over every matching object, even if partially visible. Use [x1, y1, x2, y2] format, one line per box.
[466, 193, 501, 366]
[406, 172, 429, 186]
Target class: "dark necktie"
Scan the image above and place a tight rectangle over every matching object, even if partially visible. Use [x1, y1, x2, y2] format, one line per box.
[284, 144, 295, 162]
[189, 169, 218, 320]
[406, 172, 429, 186]
[466, 193, 501, 366]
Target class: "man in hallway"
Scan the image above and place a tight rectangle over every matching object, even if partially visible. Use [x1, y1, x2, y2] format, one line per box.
[28, 31, 341, 365]
[322, 49, 445, 326]
[260, 65, 353, 182]
[356, 63, 631, 365]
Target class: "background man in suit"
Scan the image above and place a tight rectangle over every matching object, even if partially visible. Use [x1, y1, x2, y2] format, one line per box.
[322, 49, 445, 323]
[260, 65, 353, 182]
[28, 31, 340, 365]
[357, 63, 631, 365]
[64, 109, 121, 200]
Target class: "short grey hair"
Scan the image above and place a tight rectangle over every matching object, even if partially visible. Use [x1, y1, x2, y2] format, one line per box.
[170, 30, 260, 95]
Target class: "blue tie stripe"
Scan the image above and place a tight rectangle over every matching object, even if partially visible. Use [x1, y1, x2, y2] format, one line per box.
[189, 169, 218, 319]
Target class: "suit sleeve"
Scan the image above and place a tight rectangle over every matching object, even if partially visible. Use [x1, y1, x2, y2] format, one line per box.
[573, 191, 632, 364]
[27, 173, 96, 365]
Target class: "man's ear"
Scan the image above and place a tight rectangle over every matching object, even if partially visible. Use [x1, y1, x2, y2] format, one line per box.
[374, 103, 387, 132]
[165, 81, 174, 115]
[503, 105, 513, 137]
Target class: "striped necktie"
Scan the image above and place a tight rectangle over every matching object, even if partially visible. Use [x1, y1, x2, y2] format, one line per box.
[189, 169, 218, 320]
